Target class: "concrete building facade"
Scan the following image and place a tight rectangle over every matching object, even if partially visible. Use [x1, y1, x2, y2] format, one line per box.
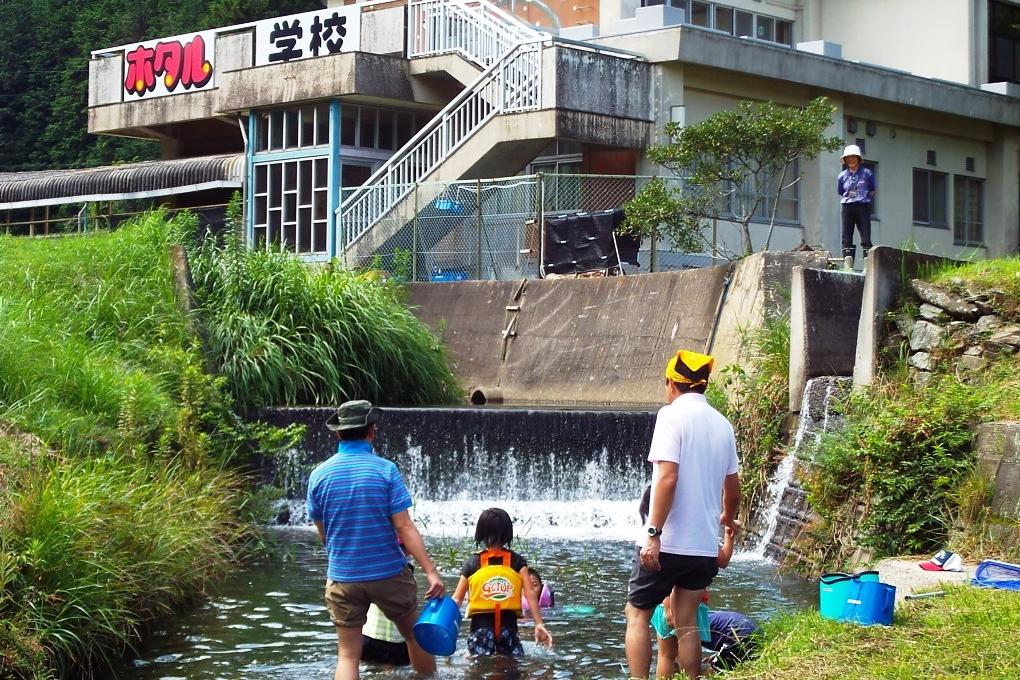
[78, 0, 1020, 266]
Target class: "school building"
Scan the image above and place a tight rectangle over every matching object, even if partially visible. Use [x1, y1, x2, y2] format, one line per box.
[3, 0, 1019, 274]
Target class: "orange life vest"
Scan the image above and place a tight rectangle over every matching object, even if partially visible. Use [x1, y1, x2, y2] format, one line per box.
[466, 549, 524, 637]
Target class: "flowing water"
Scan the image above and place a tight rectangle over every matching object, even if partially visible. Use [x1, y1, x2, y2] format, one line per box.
[120, 406, 819, 678]
[120, 529, 815, 680]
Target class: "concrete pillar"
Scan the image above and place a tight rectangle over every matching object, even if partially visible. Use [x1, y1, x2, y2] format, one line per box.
[789, 265, 864, 410]
[985, 126, 1019, 257]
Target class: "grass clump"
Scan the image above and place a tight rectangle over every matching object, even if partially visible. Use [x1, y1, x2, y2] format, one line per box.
[188, 234, 462, 409]
[0, 213, 300, 677]
[0, 451, 250, 679]
[723, 585, 1020, 680]
[710, 313, 790, 523]
[929, 255, 1020, 319]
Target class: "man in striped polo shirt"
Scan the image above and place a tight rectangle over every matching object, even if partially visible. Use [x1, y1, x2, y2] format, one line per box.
[308, 400, 445, 680]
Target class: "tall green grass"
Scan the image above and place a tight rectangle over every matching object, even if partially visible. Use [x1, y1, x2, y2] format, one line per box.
[188, 234, 462, 408]
[0, 451, 249, 679]
[0, 213, 281, 677]
[0, 214, 189, 455]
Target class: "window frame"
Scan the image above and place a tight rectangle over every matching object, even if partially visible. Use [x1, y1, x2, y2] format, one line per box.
[911, 167, 948, 228]
[953, 175, 985, 247]
[728, 158, 801, 226]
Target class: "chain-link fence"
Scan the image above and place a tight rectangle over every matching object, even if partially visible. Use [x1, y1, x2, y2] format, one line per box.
[342, 173, 726, 281]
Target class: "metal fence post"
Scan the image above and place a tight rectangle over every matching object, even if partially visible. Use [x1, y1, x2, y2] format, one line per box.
[412, 184, 419, 282]
[476, 178, 483, 279]
[650, 232, 658, 272]
[536, 173, 545, 277]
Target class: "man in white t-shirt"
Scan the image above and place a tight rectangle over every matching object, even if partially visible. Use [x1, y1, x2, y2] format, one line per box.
[624, 350, 741, 680]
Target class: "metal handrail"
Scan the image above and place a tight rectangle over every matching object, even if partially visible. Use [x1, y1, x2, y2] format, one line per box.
[337, 39, 544, 253]
[337, 0, 549, 255]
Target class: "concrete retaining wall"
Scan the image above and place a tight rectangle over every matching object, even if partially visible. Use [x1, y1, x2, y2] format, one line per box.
[975, 422, 1020, 521]
[407, 250, 827, 407]
[789, 266, 865, 410]
[852, 246, 952, 388]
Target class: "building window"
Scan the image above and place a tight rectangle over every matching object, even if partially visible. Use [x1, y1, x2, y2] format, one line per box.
[643, 1, 793, 47]
[256, 105, 329, 152]
[989, 0, 1020, 84]
[731, 159, 800, 224]
[912, 168, 948, 227]
[252, 158, 330, 254]
[530, 140, 584, 212]
[953, 176, 984, 246]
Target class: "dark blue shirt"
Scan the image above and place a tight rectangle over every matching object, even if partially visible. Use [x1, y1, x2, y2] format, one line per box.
[836, 167, 876, 204]
[307, 440, 413, 582]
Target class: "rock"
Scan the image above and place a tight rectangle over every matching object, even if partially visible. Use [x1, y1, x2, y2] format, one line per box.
[910, 279, 982, 321]
[989, 324, 1020, 348]
[967, 293, 998, 315]
[977, 315, 1004, 332]
[919, 303, 947, 321]
[909, 351, 932, 371]
[958, 354, 987, 372]
[964, 345, 983, 357]
[275, 505, 291, 525]
[909, 320, 947, 352]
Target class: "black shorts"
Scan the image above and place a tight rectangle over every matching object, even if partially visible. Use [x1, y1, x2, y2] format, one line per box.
[361, 635, 410, 666]
[627, 548, 718, 610]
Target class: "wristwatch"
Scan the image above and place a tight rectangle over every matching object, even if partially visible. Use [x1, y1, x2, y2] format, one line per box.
[646, 526, 663, 537]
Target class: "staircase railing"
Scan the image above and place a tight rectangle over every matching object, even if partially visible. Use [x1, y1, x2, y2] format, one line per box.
[337, 0, 547, 256]
[408, 0, 542, 67]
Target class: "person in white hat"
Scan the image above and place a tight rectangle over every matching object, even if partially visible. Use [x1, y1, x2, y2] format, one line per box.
[836, 144, 876, 265]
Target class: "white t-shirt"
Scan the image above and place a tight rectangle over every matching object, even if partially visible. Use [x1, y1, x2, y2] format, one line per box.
[647, 392, 739, 557]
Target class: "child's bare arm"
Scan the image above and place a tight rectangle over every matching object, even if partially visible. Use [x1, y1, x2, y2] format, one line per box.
[520, 566, 553, 647]
[452, 575, 469, 607]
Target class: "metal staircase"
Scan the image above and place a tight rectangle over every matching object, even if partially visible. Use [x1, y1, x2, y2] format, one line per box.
[336, 0, 548, 259]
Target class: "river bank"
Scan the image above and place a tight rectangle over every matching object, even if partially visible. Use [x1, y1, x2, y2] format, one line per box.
[725, 582, 1019, 679]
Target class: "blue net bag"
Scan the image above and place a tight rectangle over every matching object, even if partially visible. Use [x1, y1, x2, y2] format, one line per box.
[971, 560, 1020, 591]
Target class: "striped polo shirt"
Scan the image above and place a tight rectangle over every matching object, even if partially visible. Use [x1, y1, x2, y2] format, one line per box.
[306, 439, 413, 582]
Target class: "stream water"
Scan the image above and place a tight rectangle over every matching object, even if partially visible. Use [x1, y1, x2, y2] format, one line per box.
[120, 528, 815, 680]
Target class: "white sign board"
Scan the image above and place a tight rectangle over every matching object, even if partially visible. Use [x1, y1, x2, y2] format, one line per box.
[123, 30, 217, 100]
[255, 6, 362, 66]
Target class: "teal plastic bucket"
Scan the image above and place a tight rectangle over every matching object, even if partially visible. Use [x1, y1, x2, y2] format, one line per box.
[413, 596, 462, 656]
[854, 570, 880, 583]
[843, 580, 896, 626]
[818, 573, 853, 620]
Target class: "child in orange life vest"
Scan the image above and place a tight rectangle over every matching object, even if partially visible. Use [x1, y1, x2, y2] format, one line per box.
[453, 507, 553, 655]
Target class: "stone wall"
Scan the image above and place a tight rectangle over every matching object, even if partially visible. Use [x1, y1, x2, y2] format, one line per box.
[899, 278, 1020, 382]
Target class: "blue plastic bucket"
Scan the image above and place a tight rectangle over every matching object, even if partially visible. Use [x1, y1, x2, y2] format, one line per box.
[842, 579, 896, 626]
[413, 596, 462, 656]
[818, 573, 853, 620]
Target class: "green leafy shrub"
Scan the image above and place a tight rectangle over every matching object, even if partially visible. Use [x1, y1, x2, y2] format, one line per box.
[805, 372, 988, 563]
[187, 233, 462, 408]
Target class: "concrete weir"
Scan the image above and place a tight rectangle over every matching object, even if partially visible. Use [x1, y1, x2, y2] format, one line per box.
[406, 251, 827, 408]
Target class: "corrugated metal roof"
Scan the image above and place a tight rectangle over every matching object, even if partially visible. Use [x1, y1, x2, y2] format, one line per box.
[0, 154, 244, 209]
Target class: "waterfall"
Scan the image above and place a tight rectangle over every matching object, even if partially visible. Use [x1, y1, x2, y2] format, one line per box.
[747, 377, 849, 560]
[259, 406, 656, 540]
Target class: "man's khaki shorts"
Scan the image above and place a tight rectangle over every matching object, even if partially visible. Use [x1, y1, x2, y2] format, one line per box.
[325, 564, 418, 628]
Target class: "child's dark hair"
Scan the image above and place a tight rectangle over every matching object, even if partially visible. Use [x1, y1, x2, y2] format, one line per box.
[638, 484, 651, 524]
[529, 567, 543, 588]
[474, 507, 514, 547]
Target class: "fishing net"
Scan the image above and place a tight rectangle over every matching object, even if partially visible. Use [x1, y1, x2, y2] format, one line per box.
[972, 560, 1020, 591]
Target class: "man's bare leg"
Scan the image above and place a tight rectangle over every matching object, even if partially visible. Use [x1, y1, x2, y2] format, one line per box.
[335, 626, 364, 680]
[625, 603, 655, 679]
[670, 588, 705, 680]
[394, 609, 437, 675]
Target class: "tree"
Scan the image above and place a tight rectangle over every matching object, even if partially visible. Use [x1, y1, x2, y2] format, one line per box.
[624, 96, 842, 259]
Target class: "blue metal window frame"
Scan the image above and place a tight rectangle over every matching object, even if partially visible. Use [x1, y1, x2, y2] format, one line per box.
[245, 104, 340, 261]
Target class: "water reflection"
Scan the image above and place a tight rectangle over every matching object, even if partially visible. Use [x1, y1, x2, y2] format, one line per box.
[121, 529, 814, 679]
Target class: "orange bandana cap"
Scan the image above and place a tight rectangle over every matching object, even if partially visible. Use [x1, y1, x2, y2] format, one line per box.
[665, 350, 714, 386]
